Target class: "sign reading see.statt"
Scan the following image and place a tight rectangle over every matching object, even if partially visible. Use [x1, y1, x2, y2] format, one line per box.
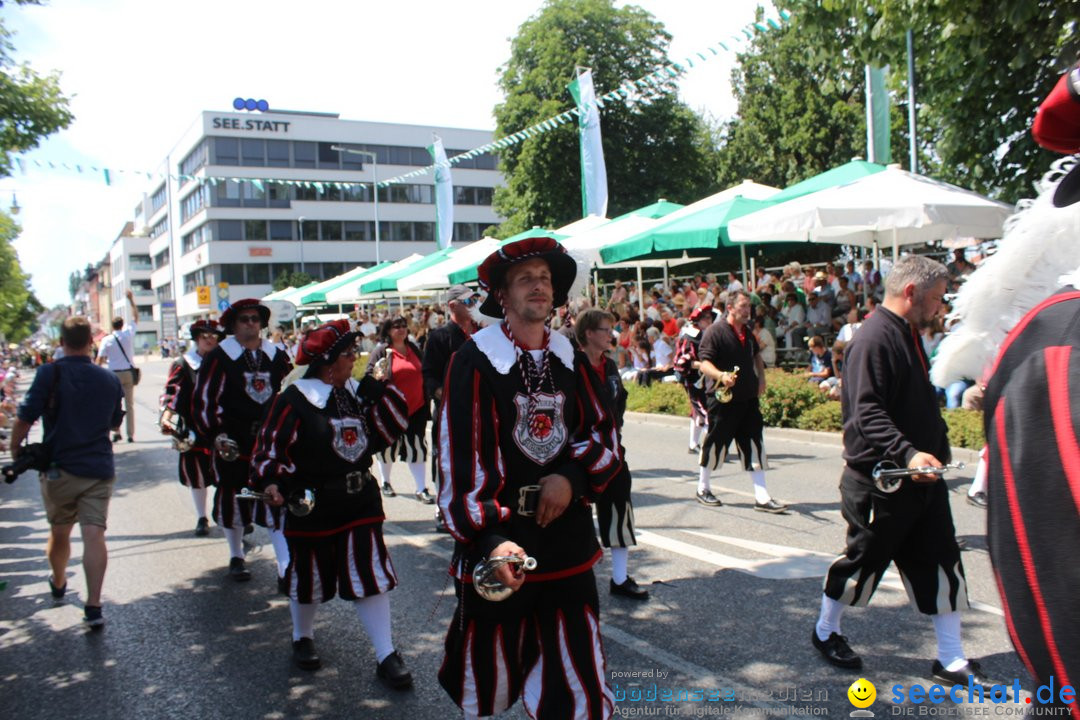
[211, 117, 290, 133]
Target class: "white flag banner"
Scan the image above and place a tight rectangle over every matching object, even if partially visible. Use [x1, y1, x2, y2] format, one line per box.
[568, 69, 609, 218]
[428, 135, 454, 250]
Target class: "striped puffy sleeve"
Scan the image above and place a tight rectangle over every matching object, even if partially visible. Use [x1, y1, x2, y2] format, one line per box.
[160, 359, 185, 412]
[435, 349, 511, 551]
[250, 392, 302, 493]
[191, 350, 225, 439]
[355, 375, 409, 456]
[562, 354, 621, 500]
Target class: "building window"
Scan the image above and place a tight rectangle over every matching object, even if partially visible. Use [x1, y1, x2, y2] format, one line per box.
[245, 220, 267, 241]
[180, 185, 209, 223]
[179, 139, 209, 184]
[220, 264, 245, 285]
[183, 268, 208, 293]
[246, 264, 271, 284]
[269, 220, 292, 240]
[267, 140, 290, 167]
[300, 220, 318, 241]
[242, 182, 266, 208]
[413, 222, 434, 243]
[293, 141, 316, 168]
[150, 217, 169, 239]
[152, 248, 170, 270]
[344, 221, 368, 241]
[322, 262, 345, 278]
[317, 142, 340, 169]
[320, 221, 342, 241]
[213, 137, 239, 165]
[129, 255, 153, 272]
[182, 224, 210, 253]
[241, 138, 265, 167]
[156, 283, 173, 301]
[267, 182, 290, 208]
[295, 185, 318, 202]
[216, 220, 243, 241]
[150, 184, 168, 214]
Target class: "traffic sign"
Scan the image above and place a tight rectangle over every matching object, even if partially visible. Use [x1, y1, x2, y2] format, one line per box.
[196, 286, 211, 307]
[218, 299, 230, 312]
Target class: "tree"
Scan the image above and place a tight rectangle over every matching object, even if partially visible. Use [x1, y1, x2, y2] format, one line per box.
[272, 270, 314, 292]
[492, 0, 718, 236]
[784, 0, 1079, 203]
[714, 12, 906, 190]
[0, 2, 74, 177]
[0, 211, 42, 341]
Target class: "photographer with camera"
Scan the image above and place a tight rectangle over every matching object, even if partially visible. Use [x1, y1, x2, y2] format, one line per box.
[8, 316, 124, 629]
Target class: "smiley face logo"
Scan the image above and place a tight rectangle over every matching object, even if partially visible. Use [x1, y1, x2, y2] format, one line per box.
[848, 678, 876, 708]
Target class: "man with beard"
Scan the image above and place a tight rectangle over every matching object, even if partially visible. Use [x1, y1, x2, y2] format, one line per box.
[436, 237, 620, 719]
[812, 255, 987, 687]
[192, 299, 291, 584]
[421, 285, 479, 532]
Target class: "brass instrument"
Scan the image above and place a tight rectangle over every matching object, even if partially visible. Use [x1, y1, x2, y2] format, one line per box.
[715, 365, 740, 403]
[871, 460, 966, 494]
[472, 555, 538, 601]
[236, 487, 316, 517]
[215, 434, 240, 462]
[160, 408, 196, 452]
[372, 346, 394, 381]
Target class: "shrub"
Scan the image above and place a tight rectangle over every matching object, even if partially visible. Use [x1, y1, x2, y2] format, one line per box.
[759, 368, 827, 428]
[944, 409, 985, 450]
[797, 401, 843, 432]
[625, 381, 690, 416]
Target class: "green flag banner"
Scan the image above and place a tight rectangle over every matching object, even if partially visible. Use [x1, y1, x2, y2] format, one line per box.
[865, 65, 891, 165]
[568, 68, 609, 218]
[428, 135, 454, 250]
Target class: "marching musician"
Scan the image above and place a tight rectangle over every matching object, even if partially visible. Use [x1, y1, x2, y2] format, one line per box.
[159, 320, 224, 537]
[191, 299, 291, 584]
[436, 237, 621, 719]
[812, 255, 989, 687]
[249, 320, 413, 686]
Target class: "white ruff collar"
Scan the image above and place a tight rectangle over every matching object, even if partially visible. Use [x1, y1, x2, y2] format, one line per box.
[183, 348, 203, 371]
[292, 378, 358, 409]
[472, 323, 575, 376]
[221, 336, 279, 362]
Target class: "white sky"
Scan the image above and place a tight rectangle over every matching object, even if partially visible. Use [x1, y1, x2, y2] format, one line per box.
[6, 0, 774, 307]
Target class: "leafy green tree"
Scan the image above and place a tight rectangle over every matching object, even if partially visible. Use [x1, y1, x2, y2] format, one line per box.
[272, 270, 314, 292]
[0, 212, 42, 341]
[784, 0, 1079, 203]
[0, 2, 74, 177]
[492, 0, 718, 236]
[714, 14, 897, 190]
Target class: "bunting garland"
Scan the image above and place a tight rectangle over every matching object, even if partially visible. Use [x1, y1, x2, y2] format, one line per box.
[14, 10, 791, 191]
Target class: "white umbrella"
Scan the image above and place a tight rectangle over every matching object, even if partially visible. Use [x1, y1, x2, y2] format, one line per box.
[727, 165, 1014, 258]
[322, 254, 422, 305]
[397, 238, 502, 292]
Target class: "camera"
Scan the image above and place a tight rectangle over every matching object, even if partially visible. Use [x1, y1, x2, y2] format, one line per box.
[2, 443, 50, 483]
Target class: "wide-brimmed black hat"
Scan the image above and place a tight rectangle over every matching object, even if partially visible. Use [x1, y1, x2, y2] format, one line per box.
[476, 236, 577, 318]
[219, 298, 271, 333]
[294, 319, 358, 366]
[189, 319, 225, 340]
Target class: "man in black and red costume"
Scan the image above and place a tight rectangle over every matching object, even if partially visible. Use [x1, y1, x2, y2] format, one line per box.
[436, 236, 621, 719]
[159, 319, 225, 537]
[191, 298, 291, 583]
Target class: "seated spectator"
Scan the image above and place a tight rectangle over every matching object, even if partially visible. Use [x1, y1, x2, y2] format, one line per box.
[836, 307, 865, 343]
[819, 340, 846, 400]
[637, 327, 674, 386]
[812, 272, 836, 312]
[805, 290, 832, 336]
[805, 335, 833, 384]
[753, 316, 777, 368]
[834, 275, 857, 320]
[779, 292, 807, 348]
[621, 338, 652, 382]
[754, 266, 775, 295]
[726, 271, 744, 293]
[946, 248, 976, 290]
[843, 260, 861, 290]
[862, 260, 883, 300]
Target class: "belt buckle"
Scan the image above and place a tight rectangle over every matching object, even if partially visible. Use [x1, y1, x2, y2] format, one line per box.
[345, 470, 369, 494]
[517, 485, 541, 517]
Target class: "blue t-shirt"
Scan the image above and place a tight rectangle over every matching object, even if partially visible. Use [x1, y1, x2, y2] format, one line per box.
[18, 356, 123, 479]
[809, 350, 833, 379]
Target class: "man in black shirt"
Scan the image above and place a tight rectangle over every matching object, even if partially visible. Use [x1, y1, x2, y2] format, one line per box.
[812, 255, 986, 687]
[421, 285, 479, 532]
[696, 291, 787, 513]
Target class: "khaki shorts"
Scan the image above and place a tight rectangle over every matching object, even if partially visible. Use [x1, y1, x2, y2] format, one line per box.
[39, 468, 115, 527]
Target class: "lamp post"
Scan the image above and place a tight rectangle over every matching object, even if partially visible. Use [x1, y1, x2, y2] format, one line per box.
[297, 216, 306, 275]
[331, 145, 381, 264]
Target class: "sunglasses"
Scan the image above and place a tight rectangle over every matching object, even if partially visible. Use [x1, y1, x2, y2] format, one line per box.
[390, 321, 408, 329]
[236, 314, 261, 324]
[455, 296, 478, 307]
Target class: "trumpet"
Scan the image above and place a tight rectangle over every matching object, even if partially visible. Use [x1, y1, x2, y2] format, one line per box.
[236, 488, 316, 517]
[472, 554, 538, 602]
[372, 346, 394, 381]
[160, 409, 196, 452]
[871, 460, 966, 494]
[715, 365, 740, 403]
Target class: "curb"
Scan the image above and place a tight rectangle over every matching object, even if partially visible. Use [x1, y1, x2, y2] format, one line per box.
[624, 411, 982, 465]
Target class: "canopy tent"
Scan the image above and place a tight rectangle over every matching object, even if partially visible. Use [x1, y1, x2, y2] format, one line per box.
[359, 246, 457, 294]
[764, 159, 885, 204]
[726, 165, 1014, 257]
[296, 262, 393, 306]
[397, 237, 503, 292]
[322, 254, 423, 305]
[261, 282, 319, 306]
[447, 227, 568, 285]
[561, 200, 686, 267]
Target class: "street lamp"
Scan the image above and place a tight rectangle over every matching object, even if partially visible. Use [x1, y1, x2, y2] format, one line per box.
[297, 216, 306, 275]
[331, 145, 381, 264]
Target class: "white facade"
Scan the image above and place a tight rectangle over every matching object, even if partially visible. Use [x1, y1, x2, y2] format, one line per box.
[108, 226, 158, 350]
[138, 109, 503, 322]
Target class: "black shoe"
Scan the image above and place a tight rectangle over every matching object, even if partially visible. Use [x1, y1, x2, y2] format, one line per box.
[277, 575, 289, 596]
[111, 432, 121, 443]
[610, 577, 649, 600]
[812, 629, 862, 670]
[931, 659, 990, 687]
[381, 482, 396, 498]
[83, 604, 105, 630]
[688, 445, 701, 454]
[126, 436, 134, 444]
[415, 489, 435, 505]
[292, 637, 322, 670]
[194, 517, 210, 537]
[754, 499, 789, 514]
[228, 557, 251, 582]
[966, 492, 988, 509]
[243, 524, 254, 536]
[696, 490, 722, 507]
[376, 650, 413, 689]
[48, 576, 67, 601]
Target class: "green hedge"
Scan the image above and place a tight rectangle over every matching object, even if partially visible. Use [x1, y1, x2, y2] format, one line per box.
[622, 368, 985, 449]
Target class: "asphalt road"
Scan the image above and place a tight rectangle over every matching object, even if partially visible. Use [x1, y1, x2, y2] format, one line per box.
[0, 358, 1035, 720]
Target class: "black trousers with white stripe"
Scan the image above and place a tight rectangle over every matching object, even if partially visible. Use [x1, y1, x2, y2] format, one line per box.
[439, 569, 614, 719]
[699, 397, 766, 471]
[823, 468, 969, 614]
[595, 463, 636, 549]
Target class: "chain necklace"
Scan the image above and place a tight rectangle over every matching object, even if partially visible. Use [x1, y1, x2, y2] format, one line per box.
[502, 322, 555, 428]
[331, 382, 360, 419]
[242, 346, 262, 374]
